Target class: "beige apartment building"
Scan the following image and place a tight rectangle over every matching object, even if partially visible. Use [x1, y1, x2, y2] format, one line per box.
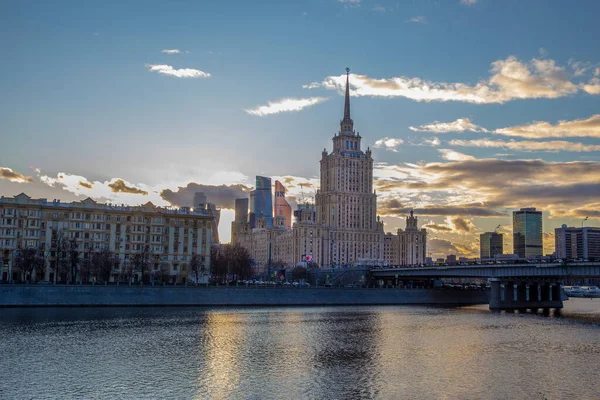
[0, 193, 214, 283]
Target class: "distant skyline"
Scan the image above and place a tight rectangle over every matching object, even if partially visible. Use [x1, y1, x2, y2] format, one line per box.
[1, 0, 600, 257]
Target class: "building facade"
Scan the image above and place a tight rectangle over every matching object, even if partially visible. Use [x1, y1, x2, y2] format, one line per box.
[273, 180, 292, 228]
[0, 193, 214, 283]
[251, 176, 273, 229]
[480, 232, 503, 259]
[513, 207, 543, 258]
[555, 225, 600, 260]
[383, 211, 427, 267]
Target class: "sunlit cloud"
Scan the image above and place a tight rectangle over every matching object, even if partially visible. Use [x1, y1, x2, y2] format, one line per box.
[410, 118, 487, 133]
[449, 138, 600, 152]
[496, 114, 600, 138]
[0, 167, 34, 183]
[409, 16, 426, 23]
[438, 149, 476, 161]
[245, 97, 328, 116]
[460, 0, 477, 5]
[310, 56, 590, 104]
[161, 49, 181, 54]
[108, 179, 148, 195]
[373, 137, 404, 152]
[146, 64, 210, 78]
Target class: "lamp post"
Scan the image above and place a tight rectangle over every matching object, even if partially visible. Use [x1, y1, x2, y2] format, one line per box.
[582, 216, 588, 228]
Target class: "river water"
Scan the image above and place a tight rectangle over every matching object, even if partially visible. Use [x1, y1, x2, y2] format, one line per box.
[1, 299, 599, 400]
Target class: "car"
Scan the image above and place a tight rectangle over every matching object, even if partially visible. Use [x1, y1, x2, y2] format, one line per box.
[37, 280, 51, 285]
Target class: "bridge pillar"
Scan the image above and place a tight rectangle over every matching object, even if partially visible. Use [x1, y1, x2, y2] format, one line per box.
[490, 278, 563, 312]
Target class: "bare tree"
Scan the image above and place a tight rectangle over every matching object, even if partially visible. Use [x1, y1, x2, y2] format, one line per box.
[14, 247, 44, 283]
[67, 238, 80, 284]
[91, 247, 118, 284]
[52, 230, 69, 284]
[132, 244, 151, 284]
[190, 254, 202, 285]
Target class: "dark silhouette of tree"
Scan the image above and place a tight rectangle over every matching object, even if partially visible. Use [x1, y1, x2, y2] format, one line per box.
[14, 247, 44, 283]
[132, 244, 151, 284]
[67, 239, 80, 284]
[210, 244, 252, 283]
[91, 247, 118, 284]
[51, 229, 69, 283]
[190, 253, 206, 285]
[291, 266, 307, 281]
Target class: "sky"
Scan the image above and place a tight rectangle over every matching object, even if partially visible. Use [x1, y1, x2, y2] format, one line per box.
[1, 0, 600, 258]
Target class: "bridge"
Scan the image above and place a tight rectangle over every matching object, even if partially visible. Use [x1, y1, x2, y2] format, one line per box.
[370, 262, 600, 313]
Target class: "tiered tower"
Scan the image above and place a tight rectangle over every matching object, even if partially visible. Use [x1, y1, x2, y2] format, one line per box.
[315, 68, 384, 266]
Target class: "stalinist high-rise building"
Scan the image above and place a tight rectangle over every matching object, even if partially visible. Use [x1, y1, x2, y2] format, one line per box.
[233, 68, 423, 270]
[315, 68, 384, 266]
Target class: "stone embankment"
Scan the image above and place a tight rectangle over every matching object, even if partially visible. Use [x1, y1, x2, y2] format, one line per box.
[0, 285, 490, 307]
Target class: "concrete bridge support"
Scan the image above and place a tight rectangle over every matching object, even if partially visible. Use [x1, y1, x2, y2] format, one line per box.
[489, 278, 563, 312]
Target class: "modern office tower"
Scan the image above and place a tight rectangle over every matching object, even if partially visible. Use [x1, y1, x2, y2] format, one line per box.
[194, 192, 220, 244]
[252, 176, 273, 229]
[480, 232, 503, 259]
[555, 224, 600, 260]
[314, 68, 385, 267]
[273, 180, 292, 228]
[231, 198, 249, 244]
[513, 208, 543, 258]
[0, 193, 214, 284]
[234, 198, 249, 223]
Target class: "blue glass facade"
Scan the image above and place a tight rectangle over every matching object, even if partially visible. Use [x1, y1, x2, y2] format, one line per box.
[512, 208, 543, 258]
[253, 176, 273, 228]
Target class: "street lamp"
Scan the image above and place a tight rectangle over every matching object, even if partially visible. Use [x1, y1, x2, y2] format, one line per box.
[582, 216, 588, 228]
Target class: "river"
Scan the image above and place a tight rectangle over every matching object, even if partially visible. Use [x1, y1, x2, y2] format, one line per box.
[1, 298, 599, 399]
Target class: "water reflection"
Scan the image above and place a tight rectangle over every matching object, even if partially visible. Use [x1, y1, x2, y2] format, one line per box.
[0, 301, 599, 400]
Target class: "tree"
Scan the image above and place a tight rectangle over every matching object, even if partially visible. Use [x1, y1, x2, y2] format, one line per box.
[131, 244, 151, 284]
[14, 247, 44, 283]
[52, 230, 69, 283]
[189, 253, 206, 285]
[291, 266, 307, 281]
[91, 247, 118, 284]
[67, 238, 80, 284]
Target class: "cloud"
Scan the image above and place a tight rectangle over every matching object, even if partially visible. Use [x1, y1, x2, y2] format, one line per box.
[421, 137, 441, 147]
[450, 216, 476, 233]
[378, 199, 506, 217]
[449, 138, 600, 152]
[146, 64, 210, 78]
[161, 49, 181, 54]
[311, 56, 588, 104]
[409, 118, 487, 133]
[460, 0, 477, 5]
[424, 223, 453, 232]
[338, 0, 361, 6]
[0, 167, 34, 183]
[108, 179, 148, 195]
[428, 238, 478, 258]
[245, 97, 327, 116]
[581, 78, 600, 95]
[409, 16, 426, 23]
[438, 149, 476, 161]
[160, 183, 252, 210]
[372, 5, 389, 12]
[78, 180, 93, 189]
[495, 114, 600, 139]
[373, 137, 404, 152]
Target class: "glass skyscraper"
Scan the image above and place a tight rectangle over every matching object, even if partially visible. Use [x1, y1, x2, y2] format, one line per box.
[252, 176, 273, 228]
[512, 208, 543, 258]
[480, 232, 503, 259]
[273, 180, 292, 228]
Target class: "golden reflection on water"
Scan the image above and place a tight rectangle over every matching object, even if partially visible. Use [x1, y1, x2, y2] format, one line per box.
[200, 311, 248, 400]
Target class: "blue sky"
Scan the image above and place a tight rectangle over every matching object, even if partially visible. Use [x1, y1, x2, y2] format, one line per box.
[1, 0, 600, 257]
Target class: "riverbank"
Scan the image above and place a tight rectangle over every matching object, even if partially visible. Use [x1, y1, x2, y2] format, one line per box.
[0, 285, 490, 307]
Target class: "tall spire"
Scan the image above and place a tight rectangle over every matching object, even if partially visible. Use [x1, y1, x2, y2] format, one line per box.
[340, 67, 354, 134]
[343, 67, 351, 120]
